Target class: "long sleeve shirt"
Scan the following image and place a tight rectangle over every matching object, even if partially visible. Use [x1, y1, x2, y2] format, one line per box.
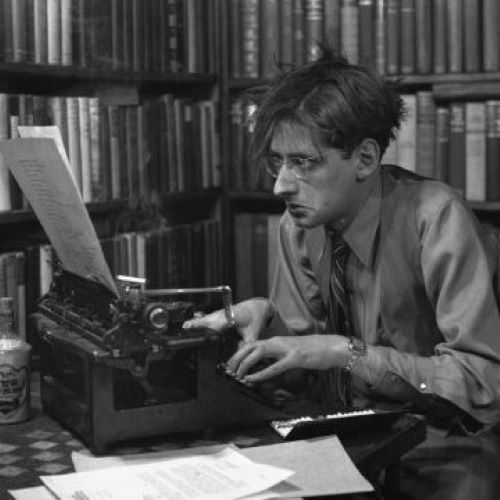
[267, 165, 500, 427]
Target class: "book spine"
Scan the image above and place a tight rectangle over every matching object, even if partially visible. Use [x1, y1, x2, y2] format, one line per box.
[398, 94, 417, 172]
[323, 0, 341, 53]
[78, 97, 91, 203]
[260, 0, 280, 78]
[435, 106, 450, 182]
[88, 97, 102, 202]
[280, 0, 294, 66]
[47, 0, 61, 65]
[446, 0, 463, 73]
[485, 101, 500, 201]
[463, 0, 481, 73]
[385, 0, 399, 74]
[400, 0, 416, 74]
[66, 96, 82, 195]
[448, 103, 466, 197]
[292, 0, 304, 66]
[228, 0, 242, 78]
[34, 0, 48, 64]
[483, 0, 499, 72]
[60, 0, 72, 65]
[433, 0, 447, 73]
[304, 0, 323, 63]
[415, 91, 435, 178]
[11, 0, 27, 62]
[0, 93, 11, 211]
[358, 0, 375, 71]
[465, 102, 486, 201]
[374, 0, 386, 74]
[3, 0, 13, 62]
[415, 0, 432, 74]
[241, 0, 259, 78]
[340, 0, 359, 64]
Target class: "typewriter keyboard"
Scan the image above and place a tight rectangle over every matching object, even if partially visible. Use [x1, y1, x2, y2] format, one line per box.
[270, 408, 403, 440]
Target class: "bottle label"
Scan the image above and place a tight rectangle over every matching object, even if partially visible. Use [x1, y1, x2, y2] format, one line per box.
[0, 363, 29, 423]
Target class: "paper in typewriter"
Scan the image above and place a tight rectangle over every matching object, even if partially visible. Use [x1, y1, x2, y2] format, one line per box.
[0, 135, 118, 296]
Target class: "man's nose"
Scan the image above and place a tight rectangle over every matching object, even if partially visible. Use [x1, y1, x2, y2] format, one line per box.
[273, 166, 298, 196]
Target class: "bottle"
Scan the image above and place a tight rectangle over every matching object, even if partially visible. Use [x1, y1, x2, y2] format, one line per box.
[0, 296, 31, 423]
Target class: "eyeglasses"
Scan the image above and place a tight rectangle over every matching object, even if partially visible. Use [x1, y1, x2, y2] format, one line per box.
[263, 153, 323, 180]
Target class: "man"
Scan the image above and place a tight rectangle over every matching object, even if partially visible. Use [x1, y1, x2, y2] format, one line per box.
[185, 50, 500, 499]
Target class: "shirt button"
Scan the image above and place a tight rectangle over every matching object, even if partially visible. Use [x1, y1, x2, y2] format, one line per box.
[419, 382, 427, 391]
[390, 374, 399, 383]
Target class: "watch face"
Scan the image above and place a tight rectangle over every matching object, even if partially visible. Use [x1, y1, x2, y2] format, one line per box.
[350, 337, 366, 355]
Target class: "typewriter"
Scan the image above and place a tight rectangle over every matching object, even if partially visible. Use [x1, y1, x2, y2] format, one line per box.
[33, 269, 291, 454]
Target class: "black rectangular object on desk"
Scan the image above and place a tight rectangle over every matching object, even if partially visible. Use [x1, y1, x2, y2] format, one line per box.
[271, 409, 405, 440]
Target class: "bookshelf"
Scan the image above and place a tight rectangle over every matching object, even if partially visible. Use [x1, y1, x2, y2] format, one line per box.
[0, 0, 224, 353]
[220, 0, 500, 301]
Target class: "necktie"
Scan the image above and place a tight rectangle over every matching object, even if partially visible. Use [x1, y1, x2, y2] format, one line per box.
[323, 232, 353, 409]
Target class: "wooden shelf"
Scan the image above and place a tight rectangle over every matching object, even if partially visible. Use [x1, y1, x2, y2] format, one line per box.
[230, 72, 500, 92]
[229, 190, 285, 213]
[0, 62, 216, 95]
[0, 190, 221, 226]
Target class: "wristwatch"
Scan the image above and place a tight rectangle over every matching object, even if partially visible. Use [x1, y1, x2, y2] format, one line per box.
[343, 336, 366, 373]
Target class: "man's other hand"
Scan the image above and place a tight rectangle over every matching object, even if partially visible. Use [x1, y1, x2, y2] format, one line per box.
[183, 297, 274, 344]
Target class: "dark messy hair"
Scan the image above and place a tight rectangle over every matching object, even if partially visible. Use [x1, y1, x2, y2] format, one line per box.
[244, 47, 405, 166]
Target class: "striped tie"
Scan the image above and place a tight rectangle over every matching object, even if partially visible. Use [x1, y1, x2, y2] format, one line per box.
[324, 232, 353, 409]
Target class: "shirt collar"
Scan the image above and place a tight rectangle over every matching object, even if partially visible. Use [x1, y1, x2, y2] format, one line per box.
[327, 175, 381, 269]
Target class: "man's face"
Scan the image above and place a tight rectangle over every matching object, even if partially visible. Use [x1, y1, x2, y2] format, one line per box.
[270, 121, 361, 230]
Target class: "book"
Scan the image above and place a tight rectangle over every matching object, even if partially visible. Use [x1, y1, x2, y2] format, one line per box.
[448, 103, 466, 197]
[435, 107, 450, 183]
[66, 97, 82, 195]
[305, 0, 323, 63]
[340, 0, 358, 64]
[385, 0, 400, 74]
[465, 102, 486, 202]
[228, 0, 242, 77]
[108, 105, 121, 200]
[0, 93, 10, 211]
[11, 0, 27, 62]
[358, 0, 375, 71]
[260, 0, 280, 78]
[415, 0, 432, 74]
[415, 91, 435, 178]
[279, 0, 293, 66]
[47, 0, 61, 65]
[398, 94, 417, 172]
[2, 0, 13, 61]
[485, 101, 500, 201]
[34, 0, 48, 64]
[483, 0, 499, 72]
[60, 0, 72, 65]
[374, 0, 386, 74]
[323, 0, 341, 53]
[400, 0, 416, 74]
[463, 0, 481, 73]
[292, 0, 304, 66]
[78, 97, 91, 203]
[241, 0, 259, 78]
[446, 0, 463, 73]
[234, 213, 253, 300]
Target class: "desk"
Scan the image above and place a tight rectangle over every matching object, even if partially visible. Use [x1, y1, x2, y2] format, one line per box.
[0, 374, 426, 499]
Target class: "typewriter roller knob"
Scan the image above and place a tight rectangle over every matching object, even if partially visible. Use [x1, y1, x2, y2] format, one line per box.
[143, 303, 169, 331]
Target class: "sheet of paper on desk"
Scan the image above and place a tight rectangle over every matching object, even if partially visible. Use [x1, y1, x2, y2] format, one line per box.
[41, 447, 293, 500]
[0, 137, 118, 296]
[71, 436, 373, 498]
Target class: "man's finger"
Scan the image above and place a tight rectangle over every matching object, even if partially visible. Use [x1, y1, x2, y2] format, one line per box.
[244, 358, 289, 383]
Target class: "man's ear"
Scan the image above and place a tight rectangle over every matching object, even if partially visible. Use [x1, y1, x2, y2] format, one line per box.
[355, 139, 380, 181]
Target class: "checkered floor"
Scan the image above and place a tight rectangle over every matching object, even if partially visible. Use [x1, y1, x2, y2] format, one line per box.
[0, 375, 87, 496]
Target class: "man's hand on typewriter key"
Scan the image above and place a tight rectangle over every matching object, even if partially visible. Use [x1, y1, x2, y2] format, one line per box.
[226, 334, 350, 383]
[183, 298, 274, 344]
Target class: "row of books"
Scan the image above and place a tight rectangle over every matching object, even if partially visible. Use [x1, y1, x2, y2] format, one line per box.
[228, 0, 500, 80]
[383, 94, 500, 203]
[234, 212, 281, 301]
[0, 217, 223, 344]
[0, 92, 221, 211]
[0, 0, 217, 74]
